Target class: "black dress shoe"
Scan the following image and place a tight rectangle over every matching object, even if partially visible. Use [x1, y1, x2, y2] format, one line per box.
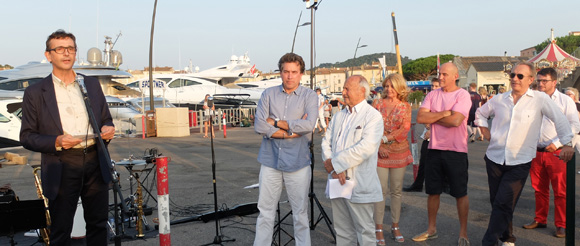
[522, 220, 547, 229]
[403, 185, 422, 192]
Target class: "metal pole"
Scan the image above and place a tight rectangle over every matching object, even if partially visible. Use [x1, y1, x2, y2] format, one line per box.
[291, 11, 303, 53]
[351, 37, 361, 76]
[148, 0, 158, 114]
[310, 6, 315, 90]
[565, 154, 575, 246]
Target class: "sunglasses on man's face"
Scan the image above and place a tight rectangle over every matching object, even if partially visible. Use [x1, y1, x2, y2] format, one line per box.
[509, 73, 530, 80]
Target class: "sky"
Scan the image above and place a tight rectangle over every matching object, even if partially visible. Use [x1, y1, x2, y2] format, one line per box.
[1, 0, 579, 73]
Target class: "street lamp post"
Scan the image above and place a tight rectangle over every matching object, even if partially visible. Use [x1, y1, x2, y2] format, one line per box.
[291, 11, 311, 53]
[351, 37, 367, 76]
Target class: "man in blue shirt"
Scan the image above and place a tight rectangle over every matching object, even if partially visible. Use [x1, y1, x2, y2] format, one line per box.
[253, 53, 318, 246]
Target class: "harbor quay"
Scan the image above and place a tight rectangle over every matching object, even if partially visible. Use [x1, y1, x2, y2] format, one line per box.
[1, 123, 579, 245]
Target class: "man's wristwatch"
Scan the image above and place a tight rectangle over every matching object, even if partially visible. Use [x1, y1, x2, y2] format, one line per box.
[274, 119, 279, 128]
[564, 142, 573, 147]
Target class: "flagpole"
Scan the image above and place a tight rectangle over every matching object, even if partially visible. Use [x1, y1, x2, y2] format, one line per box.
[437, 52, 440, 77]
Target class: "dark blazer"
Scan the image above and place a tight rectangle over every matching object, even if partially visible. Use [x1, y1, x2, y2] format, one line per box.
[20, 74, 114, 200]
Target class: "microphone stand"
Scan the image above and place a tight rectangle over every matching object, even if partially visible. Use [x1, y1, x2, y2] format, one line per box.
[308, 131, 335, 240]
[202, 113, 235, 245]
[78, 78, 128, 246]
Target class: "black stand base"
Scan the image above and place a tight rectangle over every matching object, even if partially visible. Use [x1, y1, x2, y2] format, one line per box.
[201, 235, 235, 246]
[309, 192, 335, 239]
[273, 202, 294, 246]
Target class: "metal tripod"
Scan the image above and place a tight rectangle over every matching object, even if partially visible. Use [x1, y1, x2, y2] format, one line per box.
[308, 132, 335, 240]
[201, 114, 235, 245]
[271, 132, 335, 245]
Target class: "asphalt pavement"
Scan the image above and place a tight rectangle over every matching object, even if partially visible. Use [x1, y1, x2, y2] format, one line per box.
[1, 121, 579, 245]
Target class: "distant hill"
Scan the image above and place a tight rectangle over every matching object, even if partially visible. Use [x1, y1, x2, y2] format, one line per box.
[318, 52, 412, 69]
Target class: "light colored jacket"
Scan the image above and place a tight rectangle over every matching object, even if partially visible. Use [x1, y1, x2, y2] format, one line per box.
[321, 101, 383, 203]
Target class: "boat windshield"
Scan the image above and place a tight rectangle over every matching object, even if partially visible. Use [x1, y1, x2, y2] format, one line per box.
[167, 78, 202, 88]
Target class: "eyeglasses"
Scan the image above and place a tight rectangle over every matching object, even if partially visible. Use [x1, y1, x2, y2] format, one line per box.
[509, 73, 530, 80]
[536, 79, 554, 84]
[47, 46, 77, 54]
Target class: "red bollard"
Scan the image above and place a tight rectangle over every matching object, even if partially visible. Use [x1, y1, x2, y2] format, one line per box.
[189, 110, 194, 128]
[141, 115, 146, 139]
[156, 156, 171, 245]
[222, 112, 227, 138]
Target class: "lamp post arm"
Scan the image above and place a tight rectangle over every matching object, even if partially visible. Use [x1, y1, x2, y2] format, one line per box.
[291, 11, 303, 53]
[351, 37, 362, 76]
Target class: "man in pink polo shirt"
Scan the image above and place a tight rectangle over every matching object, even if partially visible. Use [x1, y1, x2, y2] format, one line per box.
[412, 62, 472, 246]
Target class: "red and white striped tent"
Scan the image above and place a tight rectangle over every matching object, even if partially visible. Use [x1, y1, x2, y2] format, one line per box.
[528, 29, 580, 69]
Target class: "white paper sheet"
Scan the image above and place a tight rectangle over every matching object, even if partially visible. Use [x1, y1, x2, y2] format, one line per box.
[327, 179, 355, 199]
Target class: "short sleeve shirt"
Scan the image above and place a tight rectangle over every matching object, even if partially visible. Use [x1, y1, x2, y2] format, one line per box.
[421, 88, 471, 153]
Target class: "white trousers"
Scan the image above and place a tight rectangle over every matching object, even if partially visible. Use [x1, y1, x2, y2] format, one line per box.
[317, 109, 327, 129]
[331, 198, 376, 246]
[253, 165, 312, 246]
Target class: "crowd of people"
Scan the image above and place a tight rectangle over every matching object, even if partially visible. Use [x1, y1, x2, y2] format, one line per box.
[254, 53, 578, 246]
[20, 30, 577, 245]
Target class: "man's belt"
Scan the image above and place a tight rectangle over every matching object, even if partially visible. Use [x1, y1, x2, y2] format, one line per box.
[537, 147, 548, 152]
[64, 144, 96, 153]
[537, 147, 563, 152]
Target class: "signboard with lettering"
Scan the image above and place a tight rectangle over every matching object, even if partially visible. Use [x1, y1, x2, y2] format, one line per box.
[139, 80, 166, 89]
[406, 80, 431, 86]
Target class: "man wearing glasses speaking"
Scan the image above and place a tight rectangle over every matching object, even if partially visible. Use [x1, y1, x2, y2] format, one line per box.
[475, 62, 575, 246]
[20, 30, 115, 245]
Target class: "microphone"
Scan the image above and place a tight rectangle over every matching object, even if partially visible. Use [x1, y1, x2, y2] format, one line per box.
[76, 74, 87, 94]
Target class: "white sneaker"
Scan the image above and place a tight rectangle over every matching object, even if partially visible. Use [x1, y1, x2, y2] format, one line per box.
[24, 229, 39, 237]
[502, 242, 514, 246]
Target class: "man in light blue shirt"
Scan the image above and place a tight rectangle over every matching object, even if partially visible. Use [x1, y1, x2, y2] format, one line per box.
[253, 53, 318, 246]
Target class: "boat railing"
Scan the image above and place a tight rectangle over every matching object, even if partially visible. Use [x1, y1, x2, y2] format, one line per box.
[115, 107, 256, 137]
[190, 107, 256, 133]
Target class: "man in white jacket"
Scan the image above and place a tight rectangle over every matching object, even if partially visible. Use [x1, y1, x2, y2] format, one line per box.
[321, 75, 383, 245]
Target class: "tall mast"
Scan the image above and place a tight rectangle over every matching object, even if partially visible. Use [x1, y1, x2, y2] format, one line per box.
[391, 12, 403, 75]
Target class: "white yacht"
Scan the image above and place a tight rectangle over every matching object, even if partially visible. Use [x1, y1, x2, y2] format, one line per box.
[0, 99, 22, 148]
[0, 34, 139, 98]
[189, 53, 257, 86]
[234, 77, 282, 89]
[126, 74, 262, 110]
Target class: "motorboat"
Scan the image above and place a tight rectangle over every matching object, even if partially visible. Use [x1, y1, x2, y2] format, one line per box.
[0, 61, 139, 98]
[0, 89, 24, 100]
[0, 99, 23, 148]
[0, 95, 143, 149]
[188, 53, 257, 86]
[105, 96, 142, 124]
[125, 96, 176, 114]
[233, 77, 282, 90]
[126, 74, 263, 110]
[0, 34, 140, 98]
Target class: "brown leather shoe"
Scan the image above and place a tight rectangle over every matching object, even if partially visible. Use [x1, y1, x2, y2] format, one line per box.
[554, 227, 565, 238]
[522, 220, 547, 229]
